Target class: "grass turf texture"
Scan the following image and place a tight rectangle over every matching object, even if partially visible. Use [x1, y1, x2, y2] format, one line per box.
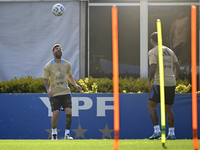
[0, 139, 199, 150]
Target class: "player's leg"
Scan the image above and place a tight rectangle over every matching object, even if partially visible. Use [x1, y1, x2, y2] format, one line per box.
[51, 110, 60, 139]
[147, 100, 161, 139]
[165, 104, 176, 139]
[51, 110, 60, 128]
[165, 86, 176, 140]
[147, 83, 161, 139]
[50, 96, 61, 140]
[61, 94, 73, 140]
[147, 100, 159, 126]
[165, 104, 174, 127]
[64, 107, 73, 139]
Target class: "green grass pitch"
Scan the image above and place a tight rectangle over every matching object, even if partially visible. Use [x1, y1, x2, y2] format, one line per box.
[0, 139, 199, 150]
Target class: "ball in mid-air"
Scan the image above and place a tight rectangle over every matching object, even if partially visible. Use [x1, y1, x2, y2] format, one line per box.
[52, 3, 65, 16]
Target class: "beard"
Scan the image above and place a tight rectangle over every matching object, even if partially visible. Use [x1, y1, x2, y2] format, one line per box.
[55, 51, 62, 59]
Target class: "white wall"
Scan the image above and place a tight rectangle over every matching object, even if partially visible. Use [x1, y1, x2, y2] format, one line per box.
[0, 1, 80, 81]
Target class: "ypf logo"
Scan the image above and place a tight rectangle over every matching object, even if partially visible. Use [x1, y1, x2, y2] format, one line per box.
[39, 97, 114, 117]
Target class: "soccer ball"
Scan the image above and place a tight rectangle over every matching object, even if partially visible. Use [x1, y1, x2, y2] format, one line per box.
[52, 3, 65, 16]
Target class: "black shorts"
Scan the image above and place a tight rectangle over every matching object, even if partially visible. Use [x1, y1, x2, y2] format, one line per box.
[49, 94, 72, 112]
[148, 83, 175, 105]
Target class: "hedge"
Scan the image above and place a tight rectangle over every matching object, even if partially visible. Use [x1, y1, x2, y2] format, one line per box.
[0, 76, 193, 94]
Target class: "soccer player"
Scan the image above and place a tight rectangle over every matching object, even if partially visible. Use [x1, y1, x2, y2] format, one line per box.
[147, 32, 180, 140]
[43, 44, 82, 140]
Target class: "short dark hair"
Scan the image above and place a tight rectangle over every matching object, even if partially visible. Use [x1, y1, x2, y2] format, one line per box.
[52, 44, 62, 52]
[151, 32, 158, 43]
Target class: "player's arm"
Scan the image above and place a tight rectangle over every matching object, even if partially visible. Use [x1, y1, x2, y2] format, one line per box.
[169, 22, 176, 49]
[44, 78, 49, 91]
[173, 62, 180, 79]
[147, 64, 157, 88]
[182, 19, 189, 46]
[67, 74, 82, 93]
[43, 78, 53, 97]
